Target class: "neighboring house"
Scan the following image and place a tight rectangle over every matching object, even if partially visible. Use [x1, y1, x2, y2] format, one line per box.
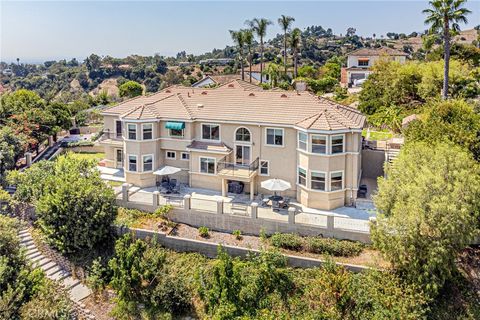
[341, 47, 407, 87]
[199, 58, 234, 66]
[100, 80, 366, 210]
[2, 69, 13, 76]
[192, 75, 259, 88]
[245, 64, 270, 84]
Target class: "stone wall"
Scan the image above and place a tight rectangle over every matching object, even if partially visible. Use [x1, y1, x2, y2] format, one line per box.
[115, 225, 369, 273]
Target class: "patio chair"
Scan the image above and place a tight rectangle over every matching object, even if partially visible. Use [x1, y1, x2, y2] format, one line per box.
[280, 198, 290, 209]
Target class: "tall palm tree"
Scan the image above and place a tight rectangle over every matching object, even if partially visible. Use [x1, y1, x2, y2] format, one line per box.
[245, 18, 272, 84]
[278, 15, 295, 76]
[229, 30, 246, 80]
[242, 29, 254, 83]
[423, 0, 471, 99]
[290, 28, 301, 78]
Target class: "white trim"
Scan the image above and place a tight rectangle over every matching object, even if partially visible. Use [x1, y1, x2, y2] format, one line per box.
[199, 156, 216, 175]
[297, 183, 345, 194]
[330, 170, 345, 191]
[185, 148, 230, 155]
[127, 123, 137, 140]
[310, 170, 327, 192]
[165, 150, 176, 160]
[265, 127, 285, 147]
[234, 126, 252, 144]
[297, 131, 308, 151]
[330, 134, 346, 154]
[293, 125, 362, 134]
[180, 152, 190, 161]
[127, 154, 138, 172]
[161, 137, 192, 142]
[234, 144, 251, 166]
[200, 123, 221, 142]
[119, 118, 160, 123]
[296, 149, 360, 157]
[259, 159, 270, 176]
[310, 134, 328, 155]
[142, 154, 154, 172]
[141, 123, 153, 140]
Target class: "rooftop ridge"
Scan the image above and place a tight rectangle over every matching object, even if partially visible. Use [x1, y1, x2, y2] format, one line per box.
[176, 93, 194, 119]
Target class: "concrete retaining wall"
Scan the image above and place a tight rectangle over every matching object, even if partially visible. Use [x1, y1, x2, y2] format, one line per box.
[68, 145, 105, 153]
[115, 226, 369, 273]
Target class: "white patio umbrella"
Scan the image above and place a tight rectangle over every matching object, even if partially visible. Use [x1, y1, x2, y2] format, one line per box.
[153, 165, 182, 176]
[261, 178, 291, 196]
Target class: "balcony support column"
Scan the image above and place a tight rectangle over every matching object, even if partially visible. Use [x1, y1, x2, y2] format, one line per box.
[249, 178, 255, 201]
[221, 178, 227, 197]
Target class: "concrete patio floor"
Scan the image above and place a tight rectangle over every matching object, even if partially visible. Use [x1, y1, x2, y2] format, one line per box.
[97, 166, 126, 182]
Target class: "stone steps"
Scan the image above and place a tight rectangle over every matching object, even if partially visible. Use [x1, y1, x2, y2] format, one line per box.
[18, 228, 92, 304]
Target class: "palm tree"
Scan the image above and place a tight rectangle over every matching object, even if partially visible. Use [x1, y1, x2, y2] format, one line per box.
[278, 15, 295, 76]
[245, 18, 272, 84]
[243, 29, 254, 83]
[423, 0, 471, 99]
[265, 63, 280, 87]
[229, 30, 246, 80]
[290, 28, 301, 78]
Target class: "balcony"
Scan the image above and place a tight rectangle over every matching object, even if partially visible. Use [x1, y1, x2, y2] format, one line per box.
[217, 157, 259, 180]
[98, 129, 123, 146]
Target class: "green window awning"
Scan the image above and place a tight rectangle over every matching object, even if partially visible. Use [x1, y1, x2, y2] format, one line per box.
[165, 121, 185, 130]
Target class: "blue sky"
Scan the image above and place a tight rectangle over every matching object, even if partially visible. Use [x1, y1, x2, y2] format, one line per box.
[1, 1, 479, 63]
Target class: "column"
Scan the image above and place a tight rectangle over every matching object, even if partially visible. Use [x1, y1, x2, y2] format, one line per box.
[152, 191, 160, 207]
[326, 213, 334, 232]
[221, 179, 227, 197]
[288, 207, 296, 224]
[25, 152, 32, 168]
[216, 199, 224, 214]
[250, 202, 258, 219]
[183, 194, 191, 210]
[249, 178, 255, 201]
[122, 183, 129, 202]
[48, 136, 54, 147]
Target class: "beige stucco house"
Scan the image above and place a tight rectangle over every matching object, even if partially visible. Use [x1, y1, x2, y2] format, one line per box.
[100, 80, 366, 210]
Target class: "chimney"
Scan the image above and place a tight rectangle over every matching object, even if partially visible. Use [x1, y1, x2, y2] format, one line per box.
[295, 80, 307, 92]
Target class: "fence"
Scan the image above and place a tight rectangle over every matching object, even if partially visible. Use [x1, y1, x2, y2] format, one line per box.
[117, 183, 372, 243]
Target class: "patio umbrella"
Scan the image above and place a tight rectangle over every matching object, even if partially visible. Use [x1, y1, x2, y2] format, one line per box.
[261, 178, 291, 196]
[153, 166, 182, 176]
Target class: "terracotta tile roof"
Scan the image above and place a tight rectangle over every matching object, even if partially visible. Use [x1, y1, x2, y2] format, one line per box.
[348, 47, 408, 57]
[187, 140, 231, 153]
[102, 80, 365, 131]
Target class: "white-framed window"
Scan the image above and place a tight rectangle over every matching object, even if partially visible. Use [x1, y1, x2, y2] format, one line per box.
[142, 123, 153, 140]
[298, 132, 307, 151]
[166, 151, 176, 159]
[200, 157, 216, 174]
[298, 167, 307, 186]
[358, 59, 369, 67]
[181, 152, 190, 161]
[311, 171, 326, 191]
[115, 120, 122, 138]
[142, 154, 153, 172]
[312, 135, 327, 154]
[202, 124, 220, 141]
[330, 171, 344, 191]
[266, 128, 284, 146]
[235, 127, 251, 142]
[169, 128, 184, 138]
[331, 135, 344, 154]
[127, 124, 137, 140]
[128, 155, 137, 172]
[259, 160, 269, 176]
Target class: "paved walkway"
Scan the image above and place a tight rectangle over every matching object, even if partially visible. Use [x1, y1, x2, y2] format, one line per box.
[18, 229, 92, 302]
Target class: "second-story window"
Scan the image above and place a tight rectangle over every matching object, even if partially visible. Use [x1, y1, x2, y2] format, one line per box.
[312, 135, 327, 154]
[358, 59, 369, 67]
[128, 155, 137, 172]
[331, 135, 344, 154]
[202, 124, 220, 140]
[115, 120, 122, 138]
[200, 157, 215, 174]
[235, 127, 251, 142]
[169, 128, 184, 138]
[298, 132, 307, 151]
[142, 124, 153, 140]
[266, 128, 284, 146]
[127, 124, 137, 140]
[298, 167, 306, 186]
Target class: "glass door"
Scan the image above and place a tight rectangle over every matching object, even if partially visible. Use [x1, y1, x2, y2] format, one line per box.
[235, 145, 251, 166]
[116, 149, 123, 168]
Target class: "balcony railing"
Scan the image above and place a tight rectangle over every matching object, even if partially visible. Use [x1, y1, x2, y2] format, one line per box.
[98, 129, 123, 142]
[217, 157, 259, 179]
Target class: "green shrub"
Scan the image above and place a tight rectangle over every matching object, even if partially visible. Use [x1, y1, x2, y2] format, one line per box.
[270, 233, 303, 251]
[232, 229, 242, 240]
[199, 226, 209, 238]
[306, 237, 364, 257]
[154, 205, 173, 218]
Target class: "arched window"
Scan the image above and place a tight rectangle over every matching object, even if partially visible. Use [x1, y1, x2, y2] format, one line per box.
[235, 127, 251, 142]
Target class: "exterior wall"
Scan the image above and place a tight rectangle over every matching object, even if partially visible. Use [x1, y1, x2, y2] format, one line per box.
[347, 54, 406, 68]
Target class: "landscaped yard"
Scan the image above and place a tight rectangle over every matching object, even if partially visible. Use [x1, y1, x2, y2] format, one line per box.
[69, 151, 105, 162]
[362, 129, 393, 141]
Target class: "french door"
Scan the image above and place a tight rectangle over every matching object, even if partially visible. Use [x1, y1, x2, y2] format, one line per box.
[235, 145, 251, 166]
[115, 149, 123, 168]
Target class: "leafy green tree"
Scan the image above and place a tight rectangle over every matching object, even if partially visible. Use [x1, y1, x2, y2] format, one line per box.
[46, 101, 72, 139]
[297, 65, 318, 78]
[0, 126, 27, 178]
[243, 28, 255, 83]
[13, 154, 116, 253]
[229, 30, 246, 81]
[278, 15, 295, 75]
[0, 89, 45, 124]
[118, 80, 143, 98]
[290, 28, 302, 78]
[404, 99, 480, 160]
[264, 63, 280, 87]
[85, 53, 102, 73]
[372, 142, 480, 298]
[246, 18, 272, 84]
[423, 0, 471, 99]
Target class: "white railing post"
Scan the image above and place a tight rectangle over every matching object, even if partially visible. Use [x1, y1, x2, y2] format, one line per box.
[183, 194, 191, 210]
[327, 214, 334, 232]
[216, 199, 224, 214]
[121, 183, 130, 202]
[152, 191, 160, 207]
[250, 202, 258, 219]
[288, 207, 296, 224]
